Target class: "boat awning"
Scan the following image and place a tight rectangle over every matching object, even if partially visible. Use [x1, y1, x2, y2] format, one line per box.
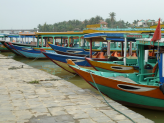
[84, 33, 136, 42]
[84, 33, 124, 39]
[7, 35, 36, 38]
[106, 38, 136, 42]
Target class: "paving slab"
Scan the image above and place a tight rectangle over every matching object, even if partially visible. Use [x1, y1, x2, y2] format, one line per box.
[0, 54, 154, 123]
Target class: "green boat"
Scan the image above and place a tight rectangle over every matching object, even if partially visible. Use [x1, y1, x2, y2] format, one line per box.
[67, 36, 164, 110]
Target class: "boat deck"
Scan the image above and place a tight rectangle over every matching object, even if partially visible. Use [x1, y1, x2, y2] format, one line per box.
[108, 76, 137, 84]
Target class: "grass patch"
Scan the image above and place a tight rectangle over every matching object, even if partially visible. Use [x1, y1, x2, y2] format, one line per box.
[28, 80, 39, 84]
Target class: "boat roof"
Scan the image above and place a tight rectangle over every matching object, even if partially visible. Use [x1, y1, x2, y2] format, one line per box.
[36, 32, 83, 35]
[83, 27, 164, 34]
[84, 33, 137, 42]
[19, 32, 36, 36]
[35, 31, 84, 38]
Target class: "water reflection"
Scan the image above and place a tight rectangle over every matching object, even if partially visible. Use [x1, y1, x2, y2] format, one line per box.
[1, 52, 164, 123]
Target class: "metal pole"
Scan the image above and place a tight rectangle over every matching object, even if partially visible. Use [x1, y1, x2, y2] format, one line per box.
[107, 40, 111, 56]
[90, 39, 92, 58]
[79, 37, 81, 47]
[19, 35, 21, 43]
[53, 36, 55, 44]
[130, 41, 132, 56]
[124, 37, 127, 65]
[61, 37, 62, 46]
[68, 37, 70, 47]
[121, 42, 123, 56]
[25, 36, 26, 44]
[37, 36, 39, 47]
[41, 36, 43, 47]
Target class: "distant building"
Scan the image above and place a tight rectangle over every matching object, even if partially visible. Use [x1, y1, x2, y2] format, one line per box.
[137, 19, 147, 27]
[99, 20, 108, 28]
[137, 19, 156, 27]
[155, 19, 162, 24]
[146, 19, 155, 25]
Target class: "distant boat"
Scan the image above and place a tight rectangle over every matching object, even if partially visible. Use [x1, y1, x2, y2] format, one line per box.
[0, 42, 10, 52]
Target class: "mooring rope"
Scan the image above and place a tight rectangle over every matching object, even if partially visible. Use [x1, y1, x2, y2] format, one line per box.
[8, 53, 43, 70]
[88, 71, 136, 123]
[25, 53, 43, 64]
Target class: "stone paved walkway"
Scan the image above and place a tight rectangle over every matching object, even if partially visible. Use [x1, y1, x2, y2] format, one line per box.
[0, 54, 154, 123]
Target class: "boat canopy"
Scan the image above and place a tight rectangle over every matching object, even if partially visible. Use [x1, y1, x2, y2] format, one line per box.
[84, 33, 138, 42]
[7, 35, 35, 38]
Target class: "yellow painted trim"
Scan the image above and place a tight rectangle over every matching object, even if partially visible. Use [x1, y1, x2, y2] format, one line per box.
[33, 47, 53, 50]
[89, 60, 138, 73]
[83, 29, 152, 34]
[53, 60, 94, 73]
[36, 32, 84, 35]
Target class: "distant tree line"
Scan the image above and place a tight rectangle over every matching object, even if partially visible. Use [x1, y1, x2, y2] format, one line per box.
[36, 12, 132, 32]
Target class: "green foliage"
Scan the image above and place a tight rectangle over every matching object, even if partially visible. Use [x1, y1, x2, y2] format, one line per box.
[28, 80, 39, 84]
[37, 13, 128, 32]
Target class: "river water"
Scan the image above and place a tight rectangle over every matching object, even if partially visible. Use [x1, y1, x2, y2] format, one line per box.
[1, 52, 164, 123]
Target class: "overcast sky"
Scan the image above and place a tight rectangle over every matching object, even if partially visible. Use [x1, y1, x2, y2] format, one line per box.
[0, 0, 163, 29]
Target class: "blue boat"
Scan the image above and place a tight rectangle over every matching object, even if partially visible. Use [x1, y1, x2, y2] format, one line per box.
[40, 49, 93, 74]
[8, 43, 55, 59]
[4, 42, 22, 56]
[48, 43, 95, 57]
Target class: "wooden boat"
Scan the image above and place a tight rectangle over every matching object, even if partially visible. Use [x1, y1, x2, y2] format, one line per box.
[40, 49, 94, 74]
[67, 37, 164, 110]
[0, 34, 9, 52]
[0, 40, 38, 55]
[4, 42, 22, 56]
[84, 33, 159, 73]
[86, 58, 139, 73]
[48, 43, 95, 57]
[40, 33, 143, 74]
[0, 32, 56, 58]
[8, 43, 54, 58]
[0, 42, 10, 52]
[36, 31, 96, 57]
[0, 32, 39, 54]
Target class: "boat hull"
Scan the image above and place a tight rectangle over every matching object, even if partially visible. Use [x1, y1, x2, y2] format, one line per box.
[9, 44, 55, 58]
[86, 58, 139, 73]
[0, 43, 10, 52]
[48, 43, 94, 56]
[4, 43, 22, 55]
[68, 65, 164, 110]
[42, 52, 93, 74]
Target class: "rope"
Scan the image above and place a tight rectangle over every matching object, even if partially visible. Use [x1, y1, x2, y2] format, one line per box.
[25, 53, 42, 64]
[88, 71, 136, 123]
[8, 53, 43, 70]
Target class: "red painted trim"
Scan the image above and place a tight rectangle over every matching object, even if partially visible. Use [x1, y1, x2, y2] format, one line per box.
[41, 52, 76, 74]
[8, 43, 27, 58]
[85, 57, 98, 71]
